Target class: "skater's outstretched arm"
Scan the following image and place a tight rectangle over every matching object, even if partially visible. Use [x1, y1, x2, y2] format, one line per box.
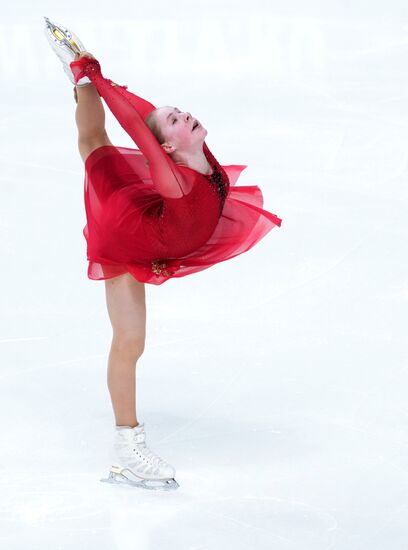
[70, 55, 190, 199]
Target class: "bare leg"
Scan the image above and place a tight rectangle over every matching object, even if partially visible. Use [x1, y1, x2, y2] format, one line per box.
[75, 83, 112, 163]
[76, 81, 143, 426]
[104, 273, 146, 427]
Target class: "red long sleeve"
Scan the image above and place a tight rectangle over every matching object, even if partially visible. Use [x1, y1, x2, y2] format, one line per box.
[70, 56, 190, 199]
[71, 57, 282, 285]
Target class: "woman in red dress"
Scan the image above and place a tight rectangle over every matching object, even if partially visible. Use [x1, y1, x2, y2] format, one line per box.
[70, 55, 282, 285]
[45, 16, 282, 490]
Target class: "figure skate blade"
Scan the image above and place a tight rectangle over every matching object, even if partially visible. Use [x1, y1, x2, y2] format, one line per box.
[100, 465, 179, 491]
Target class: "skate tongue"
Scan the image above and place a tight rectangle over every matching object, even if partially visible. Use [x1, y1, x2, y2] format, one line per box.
[116, 423, 146, 444]
[133, 422, 145, 432]
[133, 429, 146, 445]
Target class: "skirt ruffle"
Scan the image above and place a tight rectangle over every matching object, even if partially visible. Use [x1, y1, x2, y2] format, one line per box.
[82, 145, 282, 285]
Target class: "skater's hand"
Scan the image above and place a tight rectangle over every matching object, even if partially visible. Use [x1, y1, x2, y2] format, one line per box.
[70, 51, 102, 84]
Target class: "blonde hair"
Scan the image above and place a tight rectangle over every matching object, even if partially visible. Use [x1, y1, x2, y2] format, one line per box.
[144, 109, 166, 144]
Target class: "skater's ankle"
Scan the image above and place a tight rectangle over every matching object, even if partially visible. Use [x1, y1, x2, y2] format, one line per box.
[116, 422, 139, 429]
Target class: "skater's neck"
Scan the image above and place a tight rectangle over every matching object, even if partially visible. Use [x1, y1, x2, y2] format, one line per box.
[171, 146, 213, 176]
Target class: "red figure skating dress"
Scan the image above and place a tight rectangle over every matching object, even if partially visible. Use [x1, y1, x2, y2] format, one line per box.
[70, 56, 282, 285]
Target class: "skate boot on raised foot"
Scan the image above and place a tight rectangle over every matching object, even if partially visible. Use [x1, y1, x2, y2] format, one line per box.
[101, 422, 179, 491]
[43, 16, 91, 87]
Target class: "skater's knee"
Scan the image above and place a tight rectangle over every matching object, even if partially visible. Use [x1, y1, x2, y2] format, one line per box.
[111, 333, 145, 361]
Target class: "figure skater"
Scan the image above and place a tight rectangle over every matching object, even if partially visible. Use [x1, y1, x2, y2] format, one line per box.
[44, 17, 282, 491]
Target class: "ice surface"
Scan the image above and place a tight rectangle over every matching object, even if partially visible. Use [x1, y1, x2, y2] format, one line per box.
[0, 1, 407, 549]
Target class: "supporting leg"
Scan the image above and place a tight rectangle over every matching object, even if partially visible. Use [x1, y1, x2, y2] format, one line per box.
[104, 273, 147, 427]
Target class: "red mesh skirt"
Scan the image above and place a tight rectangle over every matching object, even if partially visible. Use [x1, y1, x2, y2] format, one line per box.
[82, 145, 282, 285]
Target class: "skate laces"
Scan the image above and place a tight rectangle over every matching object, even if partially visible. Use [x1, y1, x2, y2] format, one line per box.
[134, 432, 168, 467]
[120, 424, 168, 468]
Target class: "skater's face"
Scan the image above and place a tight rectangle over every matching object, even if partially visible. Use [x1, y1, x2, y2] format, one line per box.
[154, 106, 207, 151]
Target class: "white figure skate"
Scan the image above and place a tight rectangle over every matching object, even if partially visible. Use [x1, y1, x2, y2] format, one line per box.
[43, 16, 91, 87]
[101, 423, 179, 491]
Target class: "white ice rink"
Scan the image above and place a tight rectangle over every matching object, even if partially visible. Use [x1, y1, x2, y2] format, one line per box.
[1, 1, 407, 548]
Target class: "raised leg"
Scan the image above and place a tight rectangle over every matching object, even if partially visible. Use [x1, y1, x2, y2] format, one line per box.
[75, 83, 113, 163]
[104, 273, 146, 427]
